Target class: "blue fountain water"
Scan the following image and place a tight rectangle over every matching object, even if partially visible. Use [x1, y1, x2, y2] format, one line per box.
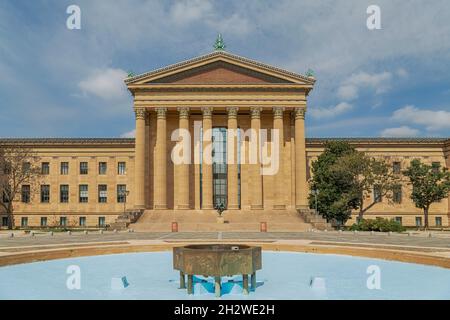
[0, 251, 449, 299]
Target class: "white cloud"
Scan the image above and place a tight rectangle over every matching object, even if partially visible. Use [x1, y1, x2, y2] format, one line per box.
[78, 68, 128, 100]
[170, 0, 214, 25]
[120, 129, 135, 138]
[309, 102, 353, 119]
[380, 126, 419, 137]
[391, 105, 450, 131]
[337, 71, 393, 101]
[337, 85, 358, 100]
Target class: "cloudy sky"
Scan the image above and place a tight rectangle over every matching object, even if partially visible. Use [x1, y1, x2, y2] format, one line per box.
[1, 0, 450, 138]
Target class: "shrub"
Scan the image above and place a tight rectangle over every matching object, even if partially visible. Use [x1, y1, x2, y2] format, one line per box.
[350, 217, 406, 232]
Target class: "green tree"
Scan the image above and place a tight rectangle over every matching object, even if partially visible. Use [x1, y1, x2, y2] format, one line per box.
[403, 159, 450, 229]
[330, 152, 399, 221]
[309, 141, 359, 224]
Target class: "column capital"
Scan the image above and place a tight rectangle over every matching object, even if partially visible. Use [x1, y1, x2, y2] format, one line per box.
[177, 107, 190, 119]
[273, 107, 285, 119]
[134, 107, 147, 120]
[155, 107, 168, 119]
[293, 108, 306, 120]
[250, 107, 262, 119]
[227, 107, 239, 119]
[202, 107, 213, 119]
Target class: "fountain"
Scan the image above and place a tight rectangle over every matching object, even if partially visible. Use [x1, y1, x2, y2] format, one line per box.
[173, 244, 262, 297]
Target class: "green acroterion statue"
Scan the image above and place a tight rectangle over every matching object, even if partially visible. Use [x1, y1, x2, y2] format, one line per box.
[213, 34, 226, 51]
[305, 68, 315, 78]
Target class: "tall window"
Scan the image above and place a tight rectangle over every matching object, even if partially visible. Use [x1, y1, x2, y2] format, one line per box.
[22, 162, 31, 173]
[98, 216, 106, 227]
[435, 217, 442, 227]
[118, 162, 126, 175]
[373, 185, 382, 203]
[60, 185, 69, 203]
[60, 162, 69, 175]
[98, 162, 107, 175]
[211, 128, 228, 208]
[80, 162, 88, 175]
[394, 217, 402, 225]
[98, 184, 107, 203]
[40, 217, 47, 227]
[41, 162, 50, 175]
[432, 162, 440, 173]
[21, 217, 28, 227]
[393, 162, 401, 174]
[117, 184, 127, 203]
[79, 184, 88, 203]
[2, 217, 7, 227]
[40, 185, 50, 203]
[393, 185, 402, 204]
[79, 216, 86, 227]
[415, 217, 422, 227]
[21, 185, 30, 203]
[60, 216, 67, 227]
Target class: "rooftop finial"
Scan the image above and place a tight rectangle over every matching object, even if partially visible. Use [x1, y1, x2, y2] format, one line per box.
[213, 33, 226, 51]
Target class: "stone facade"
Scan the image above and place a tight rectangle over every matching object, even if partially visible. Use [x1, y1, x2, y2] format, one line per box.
[0, 51, 449, 228]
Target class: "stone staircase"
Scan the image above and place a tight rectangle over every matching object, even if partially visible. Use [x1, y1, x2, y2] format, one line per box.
[297, 208, 332, 230]
[109, 209, 144, 230]
[129, 209, 314, 232]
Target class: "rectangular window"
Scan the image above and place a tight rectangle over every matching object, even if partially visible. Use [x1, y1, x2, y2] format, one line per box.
[393, 185, 402, 204]
[118, 162, 126, 175]
[21, 185, 30, 203]
[40, 185, 50, 203]
[98, 162, 107, 175]
[98, 216, 106, 227]
[117, 184, 127, 203]
[432, 162, 440, 173]
[22, 162, 31, 173]
[40, 217, 47, 227]
[435, 217, 442, 227]
[60, 185, 69, 203]
[21, 217, 28, 227]
[394, 217, 402, 225]
[415, 217, 422, 227]
[80, 162, 88, 175]
[41, 162, 50, 175]
[2, 188, 9, 203]
[2, 217, 8, 227]
[60, 216, 67, 227]
[373, 185, 382, 203]
[98, 184, 107, 203]
[79, 216, 86, 227]
[60, 162, 69, 175]
[393, 162, 401, 174]
[79, 184, 88, 203]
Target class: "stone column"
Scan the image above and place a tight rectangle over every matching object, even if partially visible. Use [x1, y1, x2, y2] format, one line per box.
[273, 107, 286, 210]
[177, 107, 190, 209]
[294, 108, 308, 208]
[250, 107, 263, 209]
[227, 107, 239, 209]
[134, 107, 146, 209]
[201, 107, 214, 209]
[154, 107, 168, 209]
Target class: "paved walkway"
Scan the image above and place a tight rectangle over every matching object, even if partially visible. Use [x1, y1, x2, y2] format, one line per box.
[1, 231, 450, 249]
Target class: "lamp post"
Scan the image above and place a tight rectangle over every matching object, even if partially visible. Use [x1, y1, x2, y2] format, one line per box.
[311, 189, 320, 214]
[119, 190, 130, 215]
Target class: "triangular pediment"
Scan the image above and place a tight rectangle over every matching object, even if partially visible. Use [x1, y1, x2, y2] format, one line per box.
[125, 51, 315, 86]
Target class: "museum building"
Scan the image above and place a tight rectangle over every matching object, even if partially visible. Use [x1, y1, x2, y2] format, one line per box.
[1, 50, 449, 230]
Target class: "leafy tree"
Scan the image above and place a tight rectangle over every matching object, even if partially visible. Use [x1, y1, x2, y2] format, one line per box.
[330, 152, 400, 221]
[309, 141, 359, 224]
[0, 145, 42, 229]
[403, 159, 450, 229]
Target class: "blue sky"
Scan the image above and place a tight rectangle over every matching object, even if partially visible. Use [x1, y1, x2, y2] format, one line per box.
[1, 0, 449, 138]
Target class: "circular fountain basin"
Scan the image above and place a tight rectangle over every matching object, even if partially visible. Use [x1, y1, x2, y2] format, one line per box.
[1, 251, 450, 299]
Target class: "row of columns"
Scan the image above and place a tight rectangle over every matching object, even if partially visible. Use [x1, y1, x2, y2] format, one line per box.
[134, 106, 308, 210]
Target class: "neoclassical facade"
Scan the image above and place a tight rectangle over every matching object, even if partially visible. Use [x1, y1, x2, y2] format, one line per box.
[1, 50, 449, 229]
